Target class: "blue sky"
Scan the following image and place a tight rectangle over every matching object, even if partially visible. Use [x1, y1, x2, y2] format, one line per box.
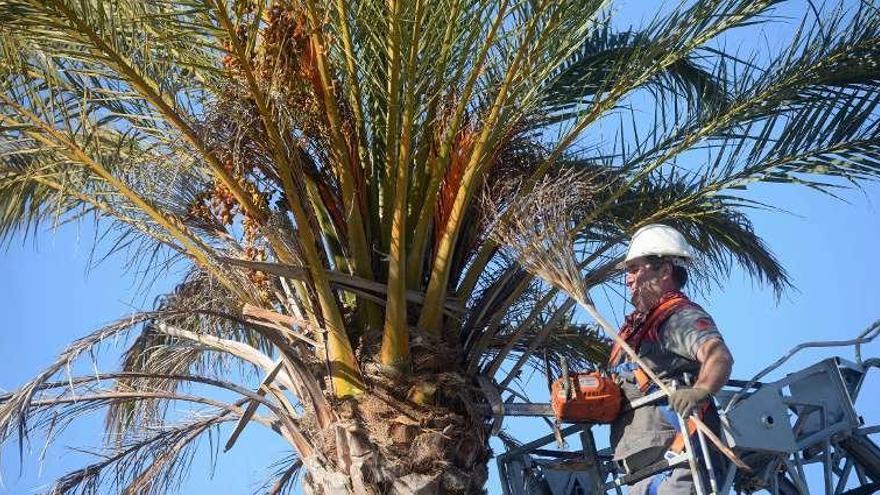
[2, 1, 880, 494]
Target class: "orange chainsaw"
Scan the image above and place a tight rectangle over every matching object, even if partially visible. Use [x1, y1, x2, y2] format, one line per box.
[550, 366, 621, 423]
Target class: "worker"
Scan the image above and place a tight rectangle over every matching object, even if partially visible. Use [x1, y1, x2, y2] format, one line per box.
[609, 224, 734, 495]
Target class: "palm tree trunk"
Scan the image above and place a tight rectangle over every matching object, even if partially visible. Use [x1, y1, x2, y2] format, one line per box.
[300, 362, 490, 495]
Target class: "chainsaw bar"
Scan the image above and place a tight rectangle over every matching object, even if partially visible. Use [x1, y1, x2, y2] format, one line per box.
[475, 389, 666, 419]
[473, 403, 554, 417]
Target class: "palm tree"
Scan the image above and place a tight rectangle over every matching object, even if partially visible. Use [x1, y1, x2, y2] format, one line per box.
[1, 0, 879, 493]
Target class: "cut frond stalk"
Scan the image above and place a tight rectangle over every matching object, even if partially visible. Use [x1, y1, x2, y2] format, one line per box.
[30, 175, 184, 253]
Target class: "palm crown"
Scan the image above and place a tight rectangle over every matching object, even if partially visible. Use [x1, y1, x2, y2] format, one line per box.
[1, 0, 879, 493]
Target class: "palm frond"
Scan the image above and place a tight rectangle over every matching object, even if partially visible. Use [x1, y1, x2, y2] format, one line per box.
[496, 323, 611, 381]
[537, 23, 730, 127]
[595, 173, 793, 297]
[0, 141, 95, 244]
[3, 0, 880, 491]
[614, 3, 880, 192]
[259, 454, 304, 495]
[108, 271, 270, 443]
[50, 407, 241, 495]
[0, 312, 162, 452]
[4, 366, 302, 494]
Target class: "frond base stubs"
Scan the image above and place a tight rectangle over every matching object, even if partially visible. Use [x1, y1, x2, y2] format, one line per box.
[302, 348, 491, 495]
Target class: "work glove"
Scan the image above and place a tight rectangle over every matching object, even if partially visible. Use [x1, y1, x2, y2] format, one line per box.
[668, 386, 711, 417]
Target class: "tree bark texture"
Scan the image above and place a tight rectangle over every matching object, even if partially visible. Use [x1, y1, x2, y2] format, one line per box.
[300, 364, 490, 494]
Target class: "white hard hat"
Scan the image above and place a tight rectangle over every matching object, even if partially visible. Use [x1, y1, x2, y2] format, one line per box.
[621, 224, 693, 267]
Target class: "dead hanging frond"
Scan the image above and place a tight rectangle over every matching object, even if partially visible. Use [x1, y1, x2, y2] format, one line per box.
[107, 270, 269, 444]
[3, 369, 298, 495]
[486, 167, 607, 302]
[257, 454, 304, 495]
[49, 414, 233, 495]
[36, 383, 283, 495]
[0, 311, 174, 454]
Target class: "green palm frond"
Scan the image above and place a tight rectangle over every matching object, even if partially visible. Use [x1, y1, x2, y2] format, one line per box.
[538, 23, 730, 127]
[595, 173, 793, 297]
[0, 142, 92, 243]
[0, 0, 222, 106]
[615, 4, 880, 188]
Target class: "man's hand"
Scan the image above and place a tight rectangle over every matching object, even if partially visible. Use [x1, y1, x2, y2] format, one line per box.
[669, 386, 711, 417]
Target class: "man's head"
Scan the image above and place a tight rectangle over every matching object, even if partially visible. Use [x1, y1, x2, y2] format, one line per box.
[620, 224, 693, 311]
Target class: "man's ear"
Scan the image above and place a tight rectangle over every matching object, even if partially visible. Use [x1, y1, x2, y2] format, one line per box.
[660, 261, 674, 279]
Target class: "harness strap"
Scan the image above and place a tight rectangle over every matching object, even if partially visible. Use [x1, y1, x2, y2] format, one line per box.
[664, 401, 712, 456]
[608, 291, 695, 366]
[633, 367, 653, 393]
[609, 362, 662, 394]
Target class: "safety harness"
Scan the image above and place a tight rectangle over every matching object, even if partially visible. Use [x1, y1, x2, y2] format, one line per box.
[608, 290, 696, 368]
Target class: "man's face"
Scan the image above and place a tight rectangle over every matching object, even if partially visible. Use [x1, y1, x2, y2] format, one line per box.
[625, 259, 665, 312]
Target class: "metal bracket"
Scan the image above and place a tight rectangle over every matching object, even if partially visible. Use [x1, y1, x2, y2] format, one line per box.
[476, 375, 505, 435]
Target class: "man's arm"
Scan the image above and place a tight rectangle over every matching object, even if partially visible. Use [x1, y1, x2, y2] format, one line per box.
[669, 337, 733, 416]
[694, 338, 734, 394]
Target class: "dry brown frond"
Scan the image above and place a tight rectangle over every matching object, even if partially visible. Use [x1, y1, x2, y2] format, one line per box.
[0, 311, 169, 450]
[485, 167, 607, 302]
